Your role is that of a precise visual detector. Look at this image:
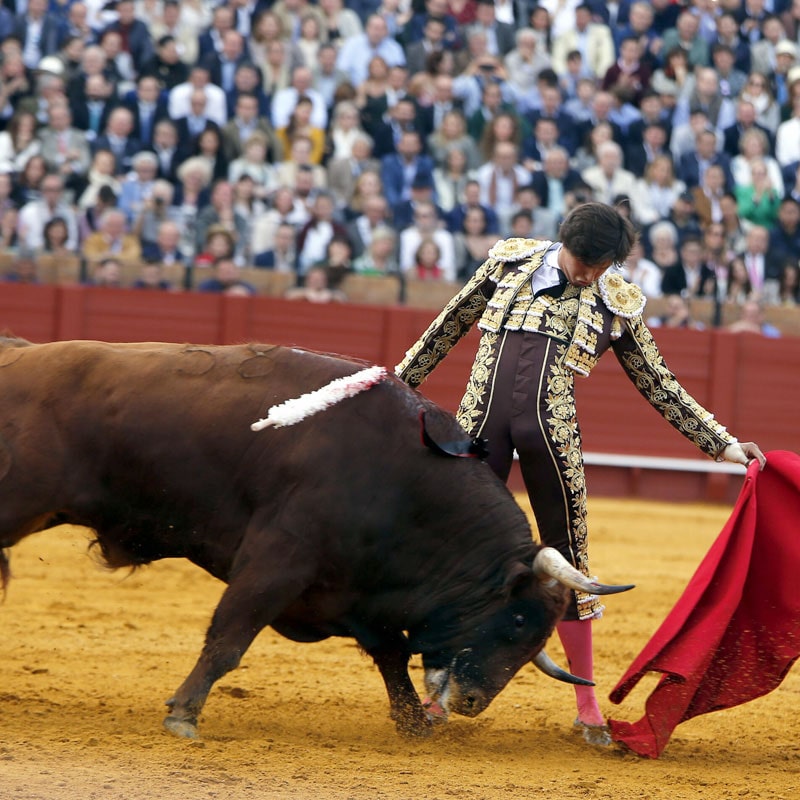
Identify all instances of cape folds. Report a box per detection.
[608,451,800,758]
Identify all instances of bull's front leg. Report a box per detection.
[366,634,431,738]
[164,531,315,739]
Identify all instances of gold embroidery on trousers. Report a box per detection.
[456,331,499,434]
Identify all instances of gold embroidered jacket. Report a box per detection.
[395,237,737,459]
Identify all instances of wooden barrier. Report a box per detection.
[2,283,798,502]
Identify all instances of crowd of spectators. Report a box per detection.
[2,0,800,325]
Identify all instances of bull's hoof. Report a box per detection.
[573,719,612,747]
[392,709,433,739]
[163,715,200,739]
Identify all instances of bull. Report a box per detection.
[0,337,630,739]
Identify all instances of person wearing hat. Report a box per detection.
[772,40,799,107]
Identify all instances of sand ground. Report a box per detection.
[2,497,798,800]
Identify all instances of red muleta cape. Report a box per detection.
[608,450,800,758]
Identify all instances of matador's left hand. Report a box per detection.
[723,442,767,470]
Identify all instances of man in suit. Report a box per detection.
[122,74,170,150]
[405,15,447,76]
[71,73,118,143]
[169,65,228,128]
[13,0,66,70]
[201,30,252,97]
[464,0,515,58]
[38,101,91,195]
[722,98,774,159]
[99,0,154,74]
[174,89,220,151]
[529,146,585,220]
[626,121,671,178]
[197,2,235,62]
[661,234,717,297]
[677,127,734,191]
[148,118,189,184]
[415,75,464,141]
[444,179,499,235]
[222,91,282,164]
[380,129,435,212]
[139,34,190,91]
[346,193,393,258]
[92,105,142,176]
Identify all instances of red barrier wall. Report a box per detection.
[3,284,797,502]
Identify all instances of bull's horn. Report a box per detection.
[532,650,594,686]
[532,547,635,595]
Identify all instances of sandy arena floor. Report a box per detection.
[2,496,798,800]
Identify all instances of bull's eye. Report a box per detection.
[513,614,525,629]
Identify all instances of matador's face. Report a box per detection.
[558,248,612,288]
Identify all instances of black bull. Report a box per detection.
[0,337,624,739]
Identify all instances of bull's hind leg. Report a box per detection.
[164,530,316,739]
[366,635,431,738]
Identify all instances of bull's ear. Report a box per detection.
[503,562,533,600]
[419,411,489,459]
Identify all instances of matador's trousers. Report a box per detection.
[456,329,603,620]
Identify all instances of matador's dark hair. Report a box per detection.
[558,201,638,267]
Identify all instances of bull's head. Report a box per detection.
[417,548,633,717]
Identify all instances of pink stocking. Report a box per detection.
[556,618,605,726]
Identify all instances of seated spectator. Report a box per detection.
[445,178,500,235]
[650,46,692,102]
[504,26,552,101]
[738,224,783,302]
[475,141,531,235]
[141,218,190,271]
[581,140,637,207]
[726,298,781,337]
[274,137,328,191]
[409,236,445,282]
[140,33,191,92]
[453,205,496,281]
[221,91,282,166]
[0,110,40,174]
[336,14,405,88]
[276,96,326,166]
[735,158,782,228]
[391,170,444,232]
[631,154,686,227]
[720,191,748,254]
[769,197,800,265]
[39,216,72,260]
[326,133,380,208]
[648,293,705,330]
[380,130,434,212]
[342,171,386,222]
[83,207,142,268]
[195,180,248,264]
[77,148,122,211]
[3,253,39,284]
[17,173,79,252]
[285,264,347,302]
[646,219,680,271]
[132,261,174,291]
[251,185,309,257]
[354,55,391,132]
[253,221,299,272]
[725,255,754,305]
[777,259,800,306]
[92,106,142,177]
[227,133,279,199]
[118,150,159,223]
[346,192,392,259]
[12,155,48,208]
[89,256,125,288]
[738,71,781,137]
[661,234,717,298]
[427,109,480,171]
[296,190,349,275]
[774,79,800,171]
[326,100,367,162]
[692,164,729,228]
[625,240,663,299]
[193,224,238,273]
[572,120,614,174]
[398,199,456,280]
[39,101,92,197]
[133,179,181,250]
[317,235,354,288]
[195,255,255,295]
[192,125,228,183]
[352,226,399,276]
[601,36,652,106]
[550,3,614,83]
[433,147,471,215]
[731,128,784,199]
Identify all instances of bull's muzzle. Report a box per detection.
[423,649,491,718]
